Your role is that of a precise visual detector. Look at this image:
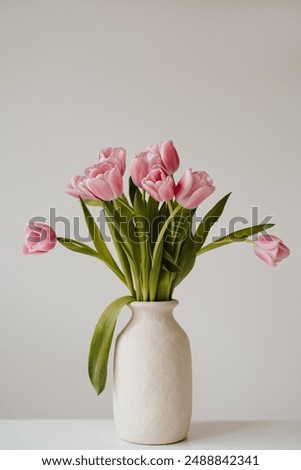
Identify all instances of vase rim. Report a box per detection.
[129,299,179,308]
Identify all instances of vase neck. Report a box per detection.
[128,300,178,319]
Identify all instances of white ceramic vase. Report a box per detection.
[113,300,192,445]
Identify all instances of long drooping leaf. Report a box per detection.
[197,223,274,255]
[79,198,125,283]
[57,237,101,258]
[194,192,231,248]
[88,296,134,395]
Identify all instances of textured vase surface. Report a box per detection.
[113,300,192,445]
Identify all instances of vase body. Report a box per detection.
[113,300,192,445]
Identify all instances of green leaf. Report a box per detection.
[57,237,100,258]
[133,191,150,300]
[171,232,197,290]
[152,204,182,262]
[88,296,134,395]
[80,198,125,283]
[133,189,145,216]
[84,199,102,207]
[146,197,159,222]
[149,204,182,300]
[133,191,148,245]
[102,201,141,298]
[162,249,182,272]
[198,223,275,255]
[148,207,165,255]
[149,240,164,300]
[194,193,231,247]
[156,270,172,300]
[169,207,192,246]
[115,197,134,217]
[129,177,139,206]
[105,219,136,298]
[101,201,136,264]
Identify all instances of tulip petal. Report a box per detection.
[176,169,194,201]
[256,235,281,251]
[142,180,160,201]
[186,185,215,209]
[275,243,290,262]
[254,245,275,266]
[160,140,180,174]
[22,223,57,255]
[107,166,123,198]
[158,178,175,201]
[86,177,113,200]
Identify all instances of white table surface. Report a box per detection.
[0,420,300,450]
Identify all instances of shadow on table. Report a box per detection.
[188,421,269,443]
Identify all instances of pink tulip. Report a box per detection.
[130,150,162,187]
[175,169,215,209]
[150,140,180,174]
[23,222,57,255]
[67,146,126,201]
[253,235,290,267]
[85,162,123,201]
[98,147,126,176]
[141,165,175,202]
[66,175,95,200]
[67,161,123,201]
[131,140,180,187]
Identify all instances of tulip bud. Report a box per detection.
[23,223,57,255]
[253,235,290,266]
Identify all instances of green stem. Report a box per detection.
[148,204,182,300]
[142,189,146,203]
[112,199,141,300]
[168,206,187,296]
[167,201,174,216]
[101,203,136,298]
[167,201,175,240]
[139,190,149,301]
[152,204,182,263]
[116,195,134,215]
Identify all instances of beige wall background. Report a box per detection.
[0,0,300,420]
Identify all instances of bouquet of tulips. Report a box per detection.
[23,140,290,394]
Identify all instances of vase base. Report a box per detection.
[117,433,188,446]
